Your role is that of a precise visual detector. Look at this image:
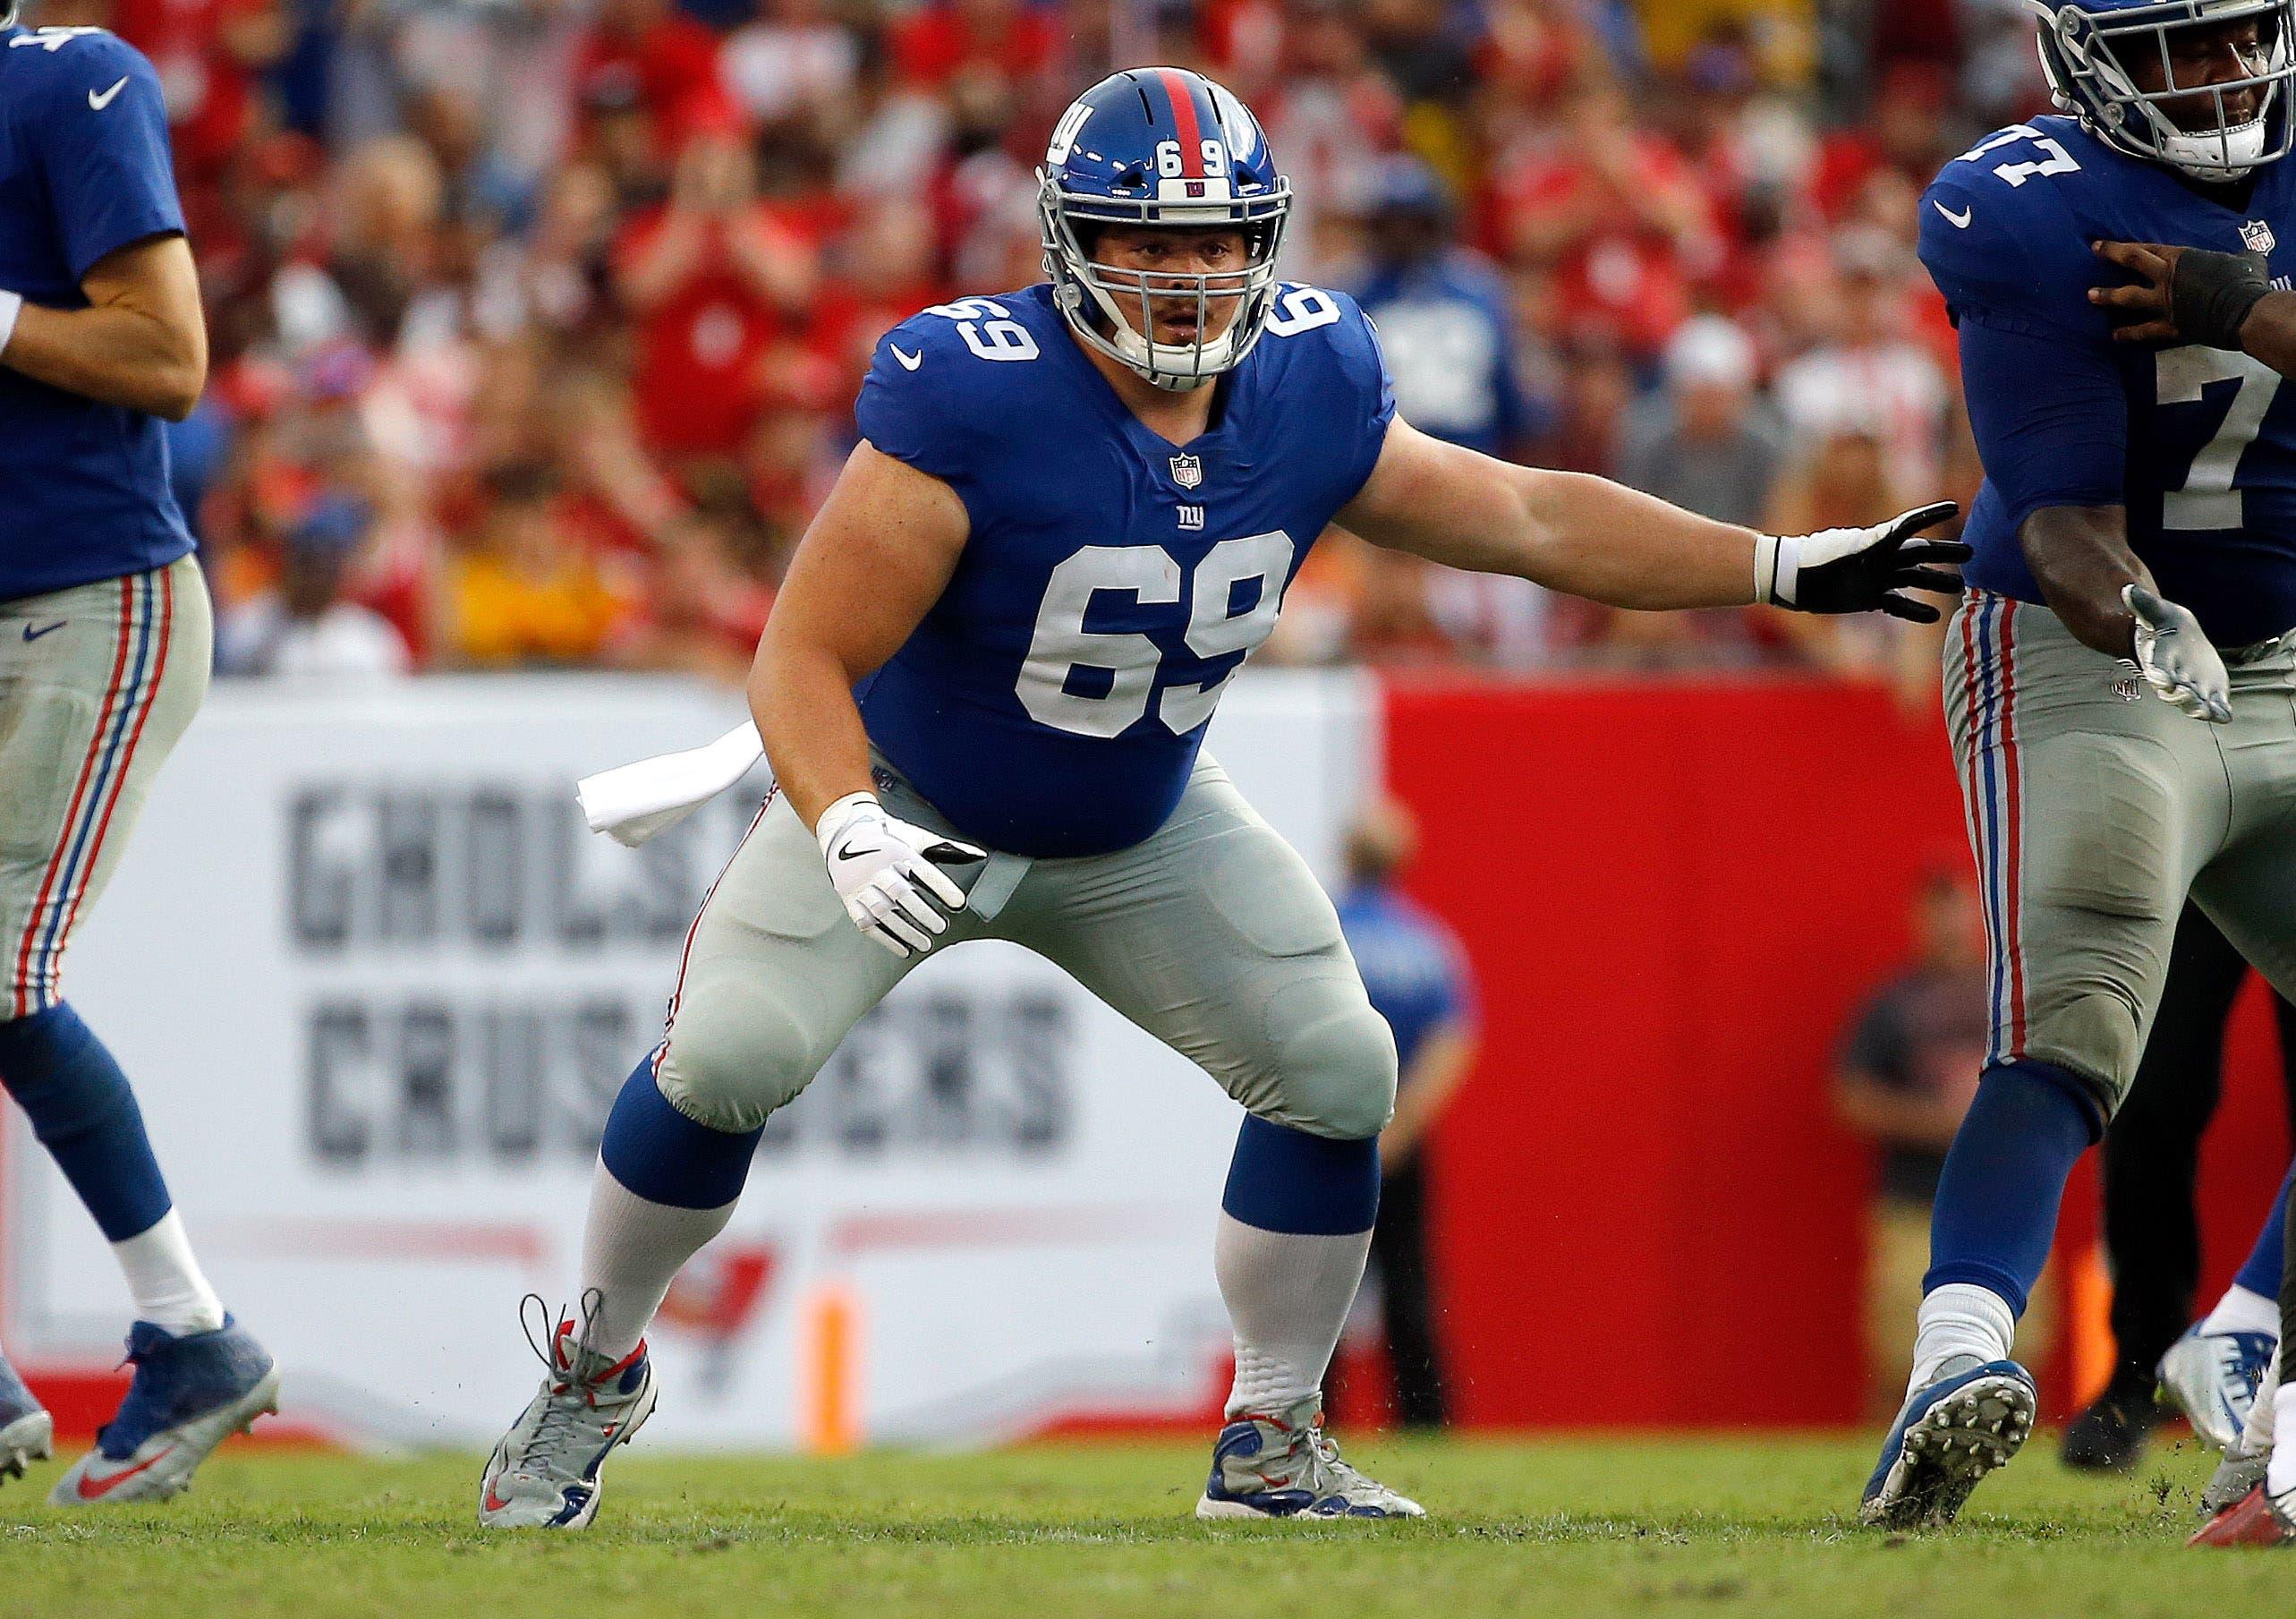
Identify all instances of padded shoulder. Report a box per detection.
[1920,122,2114,343]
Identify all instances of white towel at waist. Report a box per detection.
[576,721,766,847]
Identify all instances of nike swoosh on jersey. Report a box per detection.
[74,1444,177,1500]
[892,345,923,371]
[21,622,66,642]
[1933,200,1973,229]
[88,74,129,111]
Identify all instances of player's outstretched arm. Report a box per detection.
[1336,415,1966,618]
[0,234,205,421]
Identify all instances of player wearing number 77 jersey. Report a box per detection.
[474,64,1964,1530]
[1862,0,2296,1532]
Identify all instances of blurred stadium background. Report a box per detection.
[3,0,2291,1457]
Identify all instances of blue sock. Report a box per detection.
[1220,1114,1380,1234]
[2233,1159,2295,1299]
[0,1002,173,1241]
[599,1055,761,1210]
[1923,1059,2102,1317]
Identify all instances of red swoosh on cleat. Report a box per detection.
[484,1487,514,1512]
[75,1444,178,1501]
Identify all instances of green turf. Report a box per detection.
[0,1434,2279,1618]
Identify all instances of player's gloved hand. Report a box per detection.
[1756,501,1968,622]
[2091,241,2273,349]
[816,792,987,958]
[2124,583,2233,724]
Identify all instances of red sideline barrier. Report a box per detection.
[1382,672,2292,1429]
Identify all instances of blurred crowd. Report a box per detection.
[38,0,2047,685]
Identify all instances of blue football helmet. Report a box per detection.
[1038,67,1291,392]
[2033,0,2296,177]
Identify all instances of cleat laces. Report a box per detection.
[511,1289,611,1482]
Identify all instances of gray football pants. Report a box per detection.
[0,558,210,1021]
[654,753,1398,1141]
[1948,590,2296,1114]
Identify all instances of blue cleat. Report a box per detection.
[1860,1357,2037,1528]
[0,1351,54,1487]
[50,1317,278,1506]
[1195,1394,1424,1521]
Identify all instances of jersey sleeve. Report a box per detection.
[854,316,991,500]
[1316,288,1398,502]
[1918,158,2105,345]
[1919,145,2126,525]
[21,35,185,282]
[1957,314,2128,529]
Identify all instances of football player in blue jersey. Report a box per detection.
[475,65,1965,1530]
[0,10,278,1503]
[1864,0,2296,1532]
[2078,63,2296,1547]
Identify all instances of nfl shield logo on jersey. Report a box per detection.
[1169,454,1203,490]
[2242,218,2276,255]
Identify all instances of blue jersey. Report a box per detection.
[0,26,194,602]
[1335,882,1473,1077]
[1350,251,1531,457]
[855,282,1393,856]
[1920,116,2296,646]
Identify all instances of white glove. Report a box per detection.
[2125,583,2232,723]
[816,792,986,958]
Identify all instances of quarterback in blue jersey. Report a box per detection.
[0,11,276,1503]
[1865,0,2296,1535]
[475,65,1964,1530]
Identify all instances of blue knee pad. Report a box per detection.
[600,1053,762,1210]
[0,1002,172,1241]
[1220,1113,1380,1235]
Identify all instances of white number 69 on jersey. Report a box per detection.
[1017,533,1295,737]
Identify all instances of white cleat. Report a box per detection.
[477,1293,658,1530]
[0,1351,53,1488]
[2158,1326,2276,1453]
[1195,1395,1424,1521]
[0,1410,54,1487]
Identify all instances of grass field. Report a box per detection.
[2,1434,2282,1617]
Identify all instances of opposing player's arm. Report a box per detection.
[2090,240,2296,379]
[749,441,968,832]
[1336,414,1964,618]
[0,234,205,420]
